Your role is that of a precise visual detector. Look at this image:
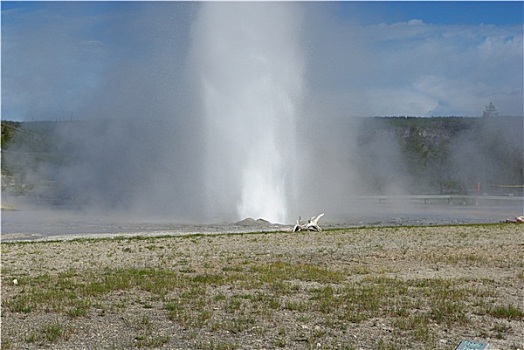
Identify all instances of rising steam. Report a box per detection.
[190,3,305,223]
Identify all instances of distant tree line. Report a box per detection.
[378,116,523,195]
[1,116,523,201]
[1,121,21,150]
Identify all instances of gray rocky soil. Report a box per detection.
[1,224,523,349]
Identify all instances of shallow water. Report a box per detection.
[1,198,522,241]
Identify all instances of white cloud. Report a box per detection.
[303,8,523,117]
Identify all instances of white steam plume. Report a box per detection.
[190,3,305,223]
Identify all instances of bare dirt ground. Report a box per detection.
[1,224,523,350]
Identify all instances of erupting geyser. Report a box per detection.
[191,3,305,223]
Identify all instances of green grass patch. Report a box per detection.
[488,304,524,320]
[250,261,346,284]
[24,322,72,345]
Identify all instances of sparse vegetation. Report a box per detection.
[488,304,524,320]
[23,322,72,345]
[2,224,523,349]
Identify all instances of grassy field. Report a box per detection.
[1,224,523,349]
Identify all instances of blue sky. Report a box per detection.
[2,1,523,120]
[4,1,522,26]
[333,1,524,26]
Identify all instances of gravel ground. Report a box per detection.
[1,224,523,349]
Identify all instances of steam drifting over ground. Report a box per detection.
[2,2,523,225]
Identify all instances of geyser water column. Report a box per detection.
[191,3,305,223]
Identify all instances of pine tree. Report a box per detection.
[482,102,498,118]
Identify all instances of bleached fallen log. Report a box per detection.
[307,213,324,232]
[504,216,524,224]
[293,213,325,232]
[293,216,306,232]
